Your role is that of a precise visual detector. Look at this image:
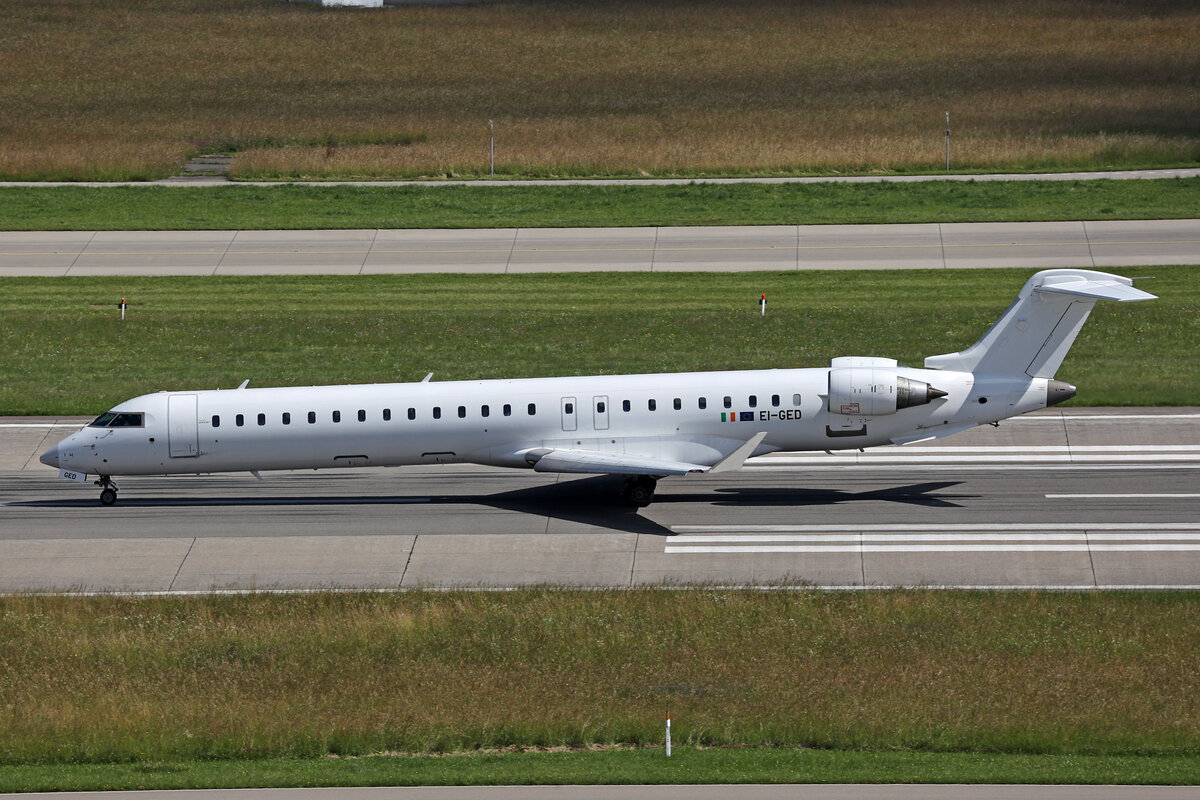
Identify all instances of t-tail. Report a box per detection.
[924,269,1155,402]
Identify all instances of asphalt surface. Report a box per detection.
[8,786,1200,800]
[4,408,1198,593]
[1,218,1197,276]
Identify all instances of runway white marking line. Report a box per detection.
[666,523,1200,554]
[1046,493,1200,499]
[672,523,1200,532]
[0,423,86,428]
[667,544,1200,553]
[670,533,1200,543]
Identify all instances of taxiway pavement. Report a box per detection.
[3,408,1198,593]
[0,219,1197,276]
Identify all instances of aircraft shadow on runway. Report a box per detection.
[11,478,972,537]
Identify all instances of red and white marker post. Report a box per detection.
[665,709,672,757]
[119,297,127,321]
[760,293,766,316]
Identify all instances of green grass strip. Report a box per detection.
[2,267,1194,415]
[0,178,1197,230]
[2,750,1199,792]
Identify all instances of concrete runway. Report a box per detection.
[1,219,1197,276]
[3,408,1198,593]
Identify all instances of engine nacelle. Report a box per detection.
[827,357,947,416]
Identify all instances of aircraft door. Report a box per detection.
[167,394,199,457]
[560,397,577,432]
[593,395,609,431]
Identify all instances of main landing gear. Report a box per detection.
[622,476,657,508]
[96,476,119,506]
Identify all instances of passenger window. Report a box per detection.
[622,400,631,412]
[481,405,490,418]
[792,393,802,406]
[236,414,244,427]
[528,403,536,415]
[257,413,266,426]
[358,409,366,422]
[673,398,681,410]
[648,399,657,411]
[723,396,732,409]
[458,406,466,418]
[698,397,707,410]
[212,415,220,428]
[308,411,316,424]
[597,401,606,413]
[332,410,341,423]
[407,408,416,420]
[565,402,574,414]
[433,407,442,420]
[282,412,291,425]
[503,404,512,417]
[749,395,757,408]
[383,408,391,421]
[772,394,780,407]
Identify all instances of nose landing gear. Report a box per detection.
[95,476,119,506]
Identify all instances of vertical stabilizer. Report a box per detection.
[924,269,1155,378]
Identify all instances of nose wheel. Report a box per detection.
[95,476,119,506]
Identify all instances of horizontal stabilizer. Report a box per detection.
[530,449,706,476]
[1035,274,1157,303]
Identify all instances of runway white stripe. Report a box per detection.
[1046,493,1200,499]
[670,532,1200,543]
[666,523,1200,554]
[671,522,1200,532]
[666,544,1200,553]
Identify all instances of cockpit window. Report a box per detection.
[89,412,144,428]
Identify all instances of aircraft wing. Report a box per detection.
[530,449,706,476]
[527,432,769,477]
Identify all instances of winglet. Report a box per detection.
[709,432,768,474]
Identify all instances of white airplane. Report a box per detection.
[40,268,1154,507]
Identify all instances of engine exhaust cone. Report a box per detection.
[1047,380,1077,406]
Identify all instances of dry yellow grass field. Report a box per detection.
[3,590,1199,761]
[1,0,1197,179]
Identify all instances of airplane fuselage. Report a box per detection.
[47,365,1048,478]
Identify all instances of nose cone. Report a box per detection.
[39,445,59,469]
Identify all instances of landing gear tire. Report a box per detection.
[96,476,118,506]
[623,476,657,508]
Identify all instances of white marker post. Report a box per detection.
[489,119,495,177]
[665,710,671,757]
[945,111,950,171]
[760,293,766,316]
[119,297,126,321]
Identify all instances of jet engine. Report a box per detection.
[827,357,947,416]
